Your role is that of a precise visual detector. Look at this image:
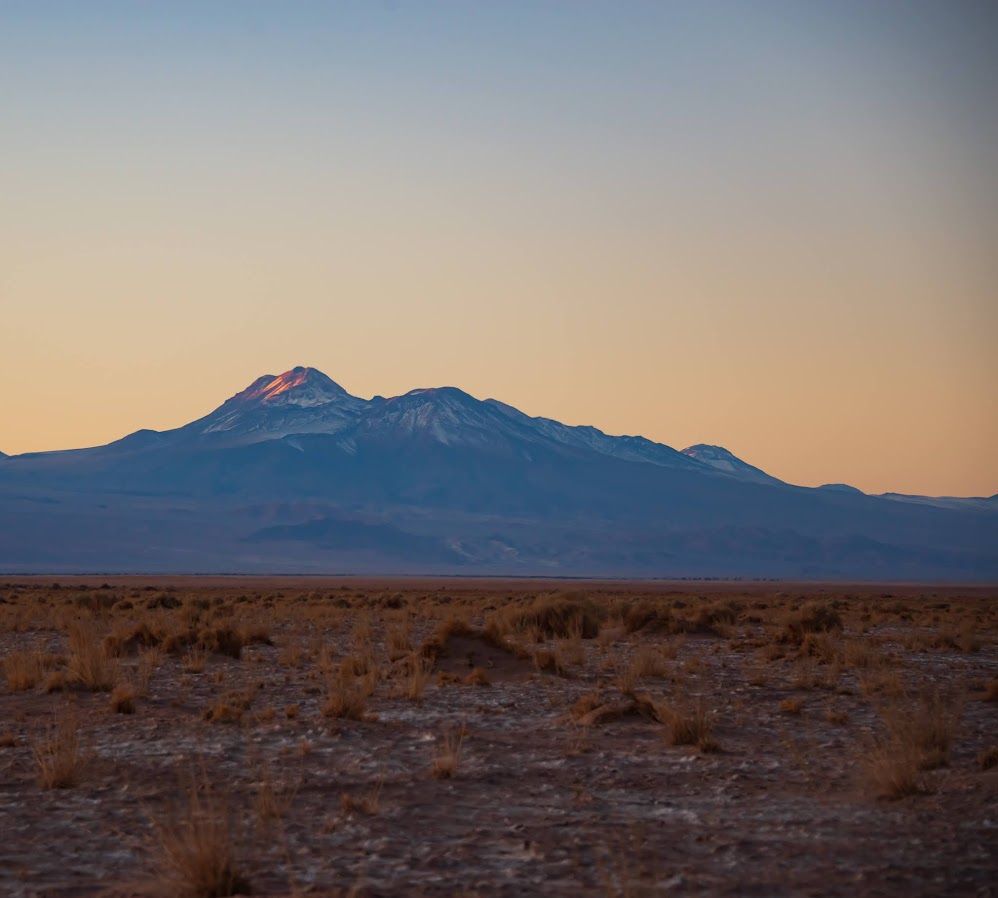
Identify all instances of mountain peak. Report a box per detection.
[681,444,780,485]
[233,366,347,409]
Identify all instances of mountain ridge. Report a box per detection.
[1,365,995,578]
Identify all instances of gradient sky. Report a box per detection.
[2,2,996,496]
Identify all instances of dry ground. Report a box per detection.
[0,577,996,897]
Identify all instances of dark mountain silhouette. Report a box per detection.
[1,366,995,578]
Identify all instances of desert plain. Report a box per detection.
[0,577,995,897]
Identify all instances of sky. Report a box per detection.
[1,2,996,497]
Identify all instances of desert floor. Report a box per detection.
[0,577,995,897]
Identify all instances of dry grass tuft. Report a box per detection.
[111,682,137,714]
[627,644,670,680]
[183,645,209,673]
[151,775,252,898]
[254,763,296,822]
[431,727,465,779]
[499,592,603,640]
[826,706,849,725]
[340,781,382,816]
[67,619,119,691]
[464,667,491,686]
[4,650,44,691]
[865,741,928,800]
[33,712,88,789]
[662,696,718,752]
[533,647,569,676]
[780,603,843,644]
[865,688,962,798]
[202,703,244,725]
[779,697,803,715]
[322,671,369,720]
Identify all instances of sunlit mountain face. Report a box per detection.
[0,366,995,578]
[234,367,350,407]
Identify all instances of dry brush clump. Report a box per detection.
[322,669,371,720]
[111,682,138,714]
[150,774,252,898]
[67,618,119,691]
[865,688,963,799]
[340,780,383,816]
[778,603,843,645]
[32,711,89,789]
[431,727,465,779]
[661,695,719,752]
[492,591,603,641]
[4,649,46,691]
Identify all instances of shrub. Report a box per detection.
[151,775,252,898]
[111,683,137,714]
[780,603,843,644]
[322,672,369,720]
[662,696,718,752]
[4,650,44,691]
[502,592,603,640]
[67,619,119,691]
[33,713,88,789]
[431,727,465,779]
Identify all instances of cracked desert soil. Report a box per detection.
[0,578,995,897]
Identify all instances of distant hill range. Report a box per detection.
[1,366,995,578]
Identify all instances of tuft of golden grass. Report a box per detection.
[111,682,137,714]
[385,614,413,662]
[340,780,382,816]
[322,671,369,720]
[4,650,44,691]
[662,696,718,752]
[431,727,465,779]
[151,775,252,898]
[254,762,296,823]
[494,591,603,640]
[202,703,243,724]
[44,670,68,693]
[627,644,670,680]
[182,645,209,674]
[865,741,928,800]
[533,647,568,676]
[464,666,491,686]
[33,712,88,789]
[779,603,843,646]
[779,697,803,715]
[865,688,962,798]
[826,706,849,725]
[67,618,119,692]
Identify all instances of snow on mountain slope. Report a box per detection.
[680,444,783,485]
[179,366,369,443]
[162,367,716,471]
[485,399,703,470]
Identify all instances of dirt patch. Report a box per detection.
[431,633,535,683]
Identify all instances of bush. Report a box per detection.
[503,592,603,639]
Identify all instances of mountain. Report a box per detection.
[818,483,865,495]
[1,366,995,579]
[680,444,783,485]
